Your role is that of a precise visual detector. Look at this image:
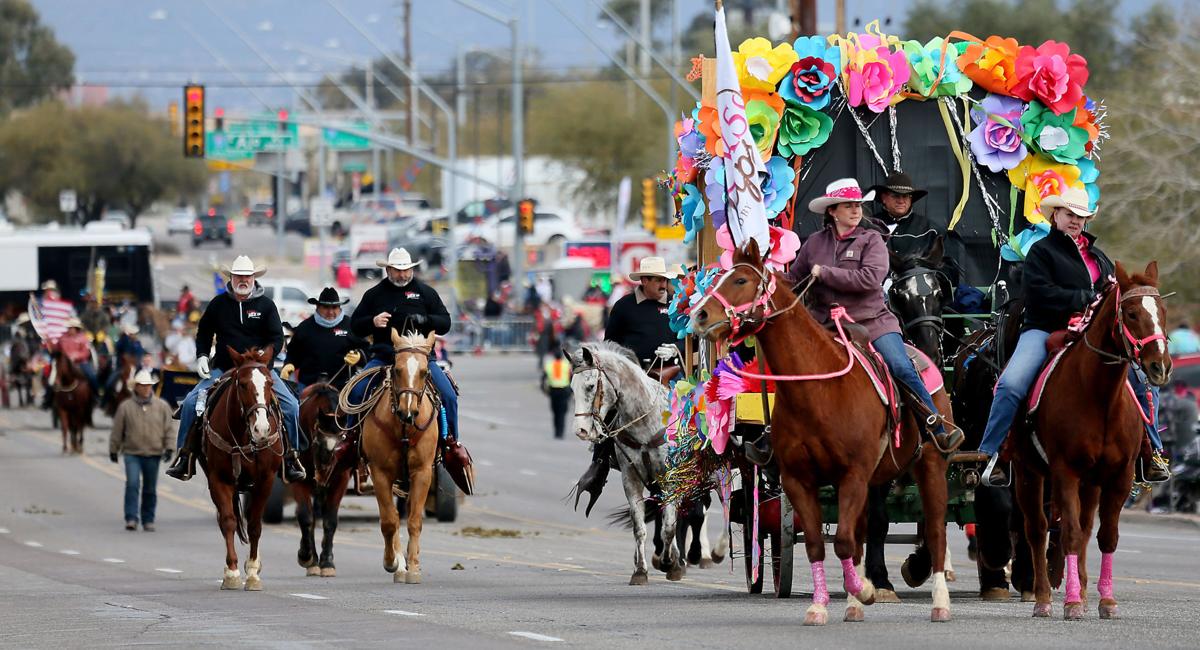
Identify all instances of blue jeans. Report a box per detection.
[78,361,99,396]
[979,329,1050,455]
[176,369,301,451]
[873,332,942,429]
[1128,368,1162,450]
[348,357,458,439]
[124,454,161,524]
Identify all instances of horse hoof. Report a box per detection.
[306,565,321,577]
[1021,591,1037,603]
[874,588,901,604]
[803,606,828,626]
[1099,600,1119,619]
[650,554,662,572]
[844,606,864,622]
[220,574,243,590]
[405,571,422,584]
[698,558,715,569]
[1064,602,1085,621]
[320,567,336,578]
[900,557,930,588]
[244,576,262,591]
[393,571,407,583]
[629,570,649,586]
[666,565,685,582]
[945,570,956,583]
[384,560,399,574]
[931,607,951,623]
[1032,602,1051,618]
[980,587,1011,602]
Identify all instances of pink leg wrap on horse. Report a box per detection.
[841,558,864,596]
[1098,552,1115,600]
[1064,554,1082,603]
[811,562,830,606]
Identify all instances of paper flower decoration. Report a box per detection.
[968,93,1027,172]
[779,36,842,109]
[680,183,706,244]
[1007,154,1082,223]
[1000,222,1051,262]
[904,37,973,98]
[1075,157,1100,210]
[956,36,1021,96]
[762,156,795,217]
[676,115,705,161]
[1073,96,1100,151]
[704,158,726,230]
[776,103,834,158]
[703,378,732,454]
[1021,101,1088,164]
[744,89,785,160]
[696,105,725,158]
[717,224,800,271]
[734,37,798,92]
[842,39,911,112]
[1011,40,1089,115]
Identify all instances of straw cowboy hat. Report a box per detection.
[808,178,876,214]
[376,247,421,271]
[65,317,84,329]
[307,286,350,306]
[628,257,678,281]
[40,279,59,291]
[868,171,928,203]
[223,255,267,277]
[1039,186,1094,220]
[133,369,157,385]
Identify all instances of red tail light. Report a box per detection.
[226,220,235,234]
[266,208,274,218]
[193,221,203,235]
[208,207,216,217]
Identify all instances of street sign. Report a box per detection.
[59,190,76,213]
[205,118,299,161]
[310,198,335,227]
[322,122,371,150]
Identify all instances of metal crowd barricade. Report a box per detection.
[449,317,538,352]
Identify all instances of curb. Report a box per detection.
[1121,508,1200,529]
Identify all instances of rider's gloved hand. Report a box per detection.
[408,313,428,328]
[654,343,680,361]
[280,363,295,380]
[110,452,119,464]
[162,450,174,462]
[343,350,362,366]
[196,355,210,379]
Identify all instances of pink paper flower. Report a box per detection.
[1011,41,1089,115]
[717,224,800,271]
[844,45,911,113]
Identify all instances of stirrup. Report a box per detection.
[166,451,196,481]
[744,427,774,466]
[926,415,965,454]
[980,454,1011,488]
[1136,455,1170,484]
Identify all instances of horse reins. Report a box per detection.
[1080,283,1167,367]
[572,363,659,442]
[205,362,283,470]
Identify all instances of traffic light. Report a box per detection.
[213,107,224,131]
[518,199,535,235]
[183,84,205,158]
[642,178,657,232]
[278,109,289,132]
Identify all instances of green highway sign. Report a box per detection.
[323,122,371,150]
[206,117,299,160]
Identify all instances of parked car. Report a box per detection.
[454,208,582,250]
[284,209,311,237]
[193,210,233,248]
[259,278,317,327]
[246,202,275,227]
[167,206,197,235]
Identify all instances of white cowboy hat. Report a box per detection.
[808,178,876,214]
[15,313,30,325]
[224,255,267,277]
[1039,186,1095,220]
[133,369,157,385]
[375,247,422,270]
[40,279,59,291]
[65,317,84,329]
[628,257,678,281]
[122,322,140,336]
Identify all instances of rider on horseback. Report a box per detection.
[978,188,1170,486]
[55,318,100,405]
[166,256,307,483]
[785,179,963,453]
[280,287,366,392]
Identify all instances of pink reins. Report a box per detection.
[726,306,858,383]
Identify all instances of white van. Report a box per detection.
[258,279,316,327]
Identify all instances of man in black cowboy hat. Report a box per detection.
[865,172,939,260]
[281,287,367,391]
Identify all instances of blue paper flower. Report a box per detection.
[762,156,796,217]
[1075,157,1100,210]
[681,183,706,244]
[779,36,841,110]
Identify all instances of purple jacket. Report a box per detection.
[785,225,901,341]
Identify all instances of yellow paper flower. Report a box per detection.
[734,37,798,92]
[1007,154,1082,224]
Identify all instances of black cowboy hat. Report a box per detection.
[308,287,350,306]
[868,172,928,203]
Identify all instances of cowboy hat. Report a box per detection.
[65,317,83,329]
[40,279,59,291]
[375,247,422,270]
[121,322,140,336]
[868,171,928,203]
[223,255,267,277]
[628,257,678,281]
[133,369,157,385]
[1039,186,1095,220]
[307,286,349,306]
[808,178,876,214]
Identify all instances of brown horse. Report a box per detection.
[1013,261,1171,620]
[363,330,441,584]
[104,355,136,417]
[293,380,354,577]
[692,242,954,625]
[200,345,284,591]
[52,354,92,454]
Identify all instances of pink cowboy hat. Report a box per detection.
[807,178,876,214]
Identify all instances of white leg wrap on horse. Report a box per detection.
[932,572,950,611]
[224,568,241,580]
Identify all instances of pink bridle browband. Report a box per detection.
[1115,284,1167,364]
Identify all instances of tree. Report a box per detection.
[0,0,75,114]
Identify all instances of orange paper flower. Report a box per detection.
[956,36,1021,96]
[696,105,726,158]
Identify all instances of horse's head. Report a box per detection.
[300,380,342,472]
[568,344,615,443]
[888,236,950,368]
[1114,261,1171,386]
[691,239,772,342]
[389,329,434,425]
[227,345,278,446]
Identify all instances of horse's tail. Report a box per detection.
[232,490,248,544]
[606,501,661,530]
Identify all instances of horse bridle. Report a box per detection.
[889,266,949,335]
[572,363,654,441]
[389,345,437,431]
[205,361,283,468]
[702,262,811,343]
[1081,283,1168,367]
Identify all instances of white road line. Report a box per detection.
[23,541,43,548]
[0,527,10,534]
[155,568,183,574]
[102,558,125,564]
[508,632,563,643]
[60,550,81,555]
[1116,549,1143,554]
[477,460,495,467]
[290,593,328,600]
[519,469,538,476]
[383,610,424,617]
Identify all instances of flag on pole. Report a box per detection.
[714,4,771,255]
[27,292,75,344]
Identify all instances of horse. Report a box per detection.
[293,380,354,577]
[361,330,442,584]
[1013,261,1171,620]
[692,241,955,624]
[568,341,686,584]
[200,345,284,591]
[8,335,35,407]
[51,353,92,454]
[103,355,136,417]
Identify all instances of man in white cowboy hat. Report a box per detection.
[166,255,307,482]
[110,369,173,531]
[281,286,367,391]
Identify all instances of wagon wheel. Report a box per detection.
[767,490,794,598]
[741,481,764,594]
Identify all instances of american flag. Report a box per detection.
[27,292,76,344]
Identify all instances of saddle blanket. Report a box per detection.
[1027,349,1149,424]
[845,342,945,407]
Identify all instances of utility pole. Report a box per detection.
[638,0,651,76]
[836,0,845,35]
[510,13,525,291]
[791,0,816,38]
[367,59,381,193]
[403,0,415,145]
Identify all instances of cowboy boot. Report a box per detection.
[1137,434,1171,483]
[283,450,307,483]
[166,420,202,481]
[574,438,613,517]
[899,384,964,453]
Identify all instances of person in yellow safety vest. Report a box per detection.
[543,348,573,440]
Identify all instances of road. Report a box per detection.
[3,354,1199,648]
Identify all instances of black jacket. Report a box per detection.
[604,289,678,364]
[865,210,945,261]
[1021,228,1114,333]
[195,283,285,372]
[351,279,450,357]
[286,316,367,387]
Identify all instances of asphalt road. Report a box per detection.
[3,354,1199,649]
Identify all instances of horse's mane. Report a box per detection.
[395,331,431,353]
[586,340,641,368]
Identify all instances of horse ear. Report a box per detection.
[888,249,905,272]
[1114,260,1130,289]
[741,237,764,264]
[580,345,595,367]
[922,235,944,268]
[1144,260,1159,285]
[227,346,241,364]
[390,328,402,348]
